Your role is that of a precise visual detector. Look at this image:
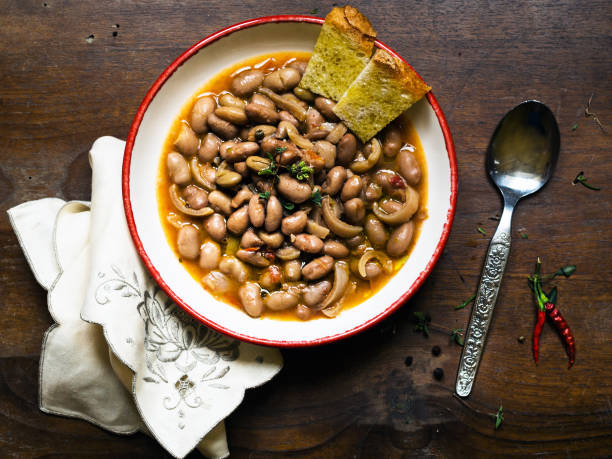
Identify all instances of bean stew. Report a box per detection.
[157,51,428,320]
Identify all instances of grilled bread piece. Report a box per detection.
[334,48,431,142]
[299,6,376,101]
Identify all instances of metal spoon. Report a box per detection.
[455,100,560,397]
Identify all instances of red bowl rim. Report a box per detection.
[122,15,458,348]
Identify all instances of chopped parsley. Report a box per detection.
[290,160,313,181]
[258,191,270,200]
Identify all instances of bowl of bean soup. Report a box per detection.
[123,15,457,346]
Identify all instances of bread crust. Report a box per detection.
[371,49,431,99]
[326,6,376,56]
[333,47,432,142]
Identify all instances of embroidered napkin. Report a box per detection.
[8,136,283,458]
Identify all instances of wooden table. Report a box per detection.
[1,1,610,456]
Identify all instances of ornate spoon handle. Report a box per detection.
[455,201,514,397]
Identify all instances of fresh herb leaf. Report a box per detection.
[555,265,576,278]
[477,227,487,236]
[450,328,465,346]
[274,146,287,154]
[413,311,431,337]
[543,265,577,280]
[455,293,476,310]
[571,123,578,131]
[560,265,576,277]
[258,152,278,177]
[258,168,276,177]
[279,197,295,211]
[311,189,322,206]
[573,171,601,191]
[289,160,314,181]
[259,191,270,200]
[494,403,504,430]
[520,233,528,239]
[311,8,318,14]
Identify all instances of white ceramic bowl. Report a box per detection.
[123,16,457,347]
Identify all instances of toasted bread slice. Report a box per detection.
[299,6,376,101]
[334,48,432,142]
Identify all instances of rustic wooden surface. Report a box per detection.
[1,0,611,457]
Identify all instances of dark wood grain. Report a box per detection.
[1,0,611,456]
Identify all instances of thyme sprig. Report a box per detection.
[455,294,476,310]
[573,171,600,191]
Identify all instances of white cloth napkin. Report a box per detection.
[8,136,283,458]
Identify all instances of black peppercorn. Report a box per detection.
[404,356,413,367]
[432,345,441,356]
[433,367,444,380]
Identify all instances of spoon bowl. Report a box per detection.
[456,100,560,397]
[488,100,560,200]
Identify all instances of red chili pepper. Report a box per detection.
[532,309,546,363]
[531,258,547,363]
[530,259,576,369]
[544,302,575,368]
